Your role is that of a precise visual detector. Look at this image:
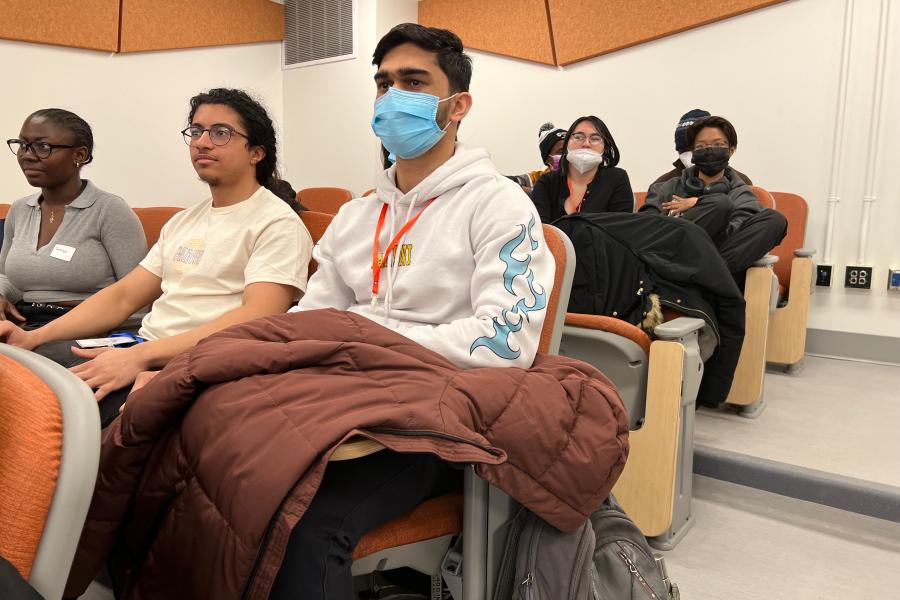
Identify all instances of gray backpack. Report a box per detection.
[590,494,679,600]
[493,495,678,600]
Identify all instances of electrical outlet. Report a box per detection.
[816,264,833,287]
[888,268,900,291]
[844,266,873,289]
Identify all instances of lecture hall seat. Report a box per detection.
[328,219,577,599]
[765,192,815,372]
[634,188,780,417]
[722,186,780,416]
[296,187,353,215]
[561,312,705,549]
[0,345,100,600]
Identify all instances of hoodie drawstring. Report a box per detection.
[385,193,418,320]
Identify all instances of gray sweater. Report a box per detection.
[0,180,147,304]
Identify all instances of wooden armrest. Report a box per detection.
[330,437,385,461]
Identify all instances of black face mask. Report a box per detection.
[691,147,730,176]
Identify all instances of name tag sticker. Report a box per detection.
[50,244,76,262]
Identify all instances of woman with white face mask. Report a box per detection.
[530,115,634,223]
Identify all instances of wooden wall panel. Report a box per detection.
[548,0,787,65]
[419,0,555,66]
[119,0,284,53]
[0,0,119,52]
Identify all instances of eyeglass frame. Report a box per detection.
[692,141,731,151]
[569,132,605,146]
[180,124,250,147]
[7,138,76,159]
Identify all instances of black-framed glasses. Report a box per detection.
[180,125,249,147]
[7,139,75,159]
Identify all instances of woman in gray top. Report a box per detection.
[1,109,147,327]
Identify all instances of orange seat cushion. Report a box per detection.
[297,187,353,215]
[769,192,809,292]
[0,354,63,580]
[352,492,463,560]
[633,192,647,211]
[539,225,571,355]
[750,186,775,210]
[299,211,336,277]
[0,203,10,219]
[565,313,652,356]
[133,206,183,248]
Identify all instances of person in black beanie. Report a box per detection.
[506,122,566,191]
[652,108,753,185]
[641,115,785,281]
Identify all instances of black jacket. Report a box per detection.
[531,167,633,223]
[642,167,761,238]
[555,212,745,407]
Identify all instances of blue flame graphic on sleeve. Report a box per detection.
[470,216,547,360]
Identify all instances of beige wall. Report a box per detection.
[0,40,283,208]
[281,0,418,197]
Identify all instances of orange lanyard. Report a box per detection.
[566,177,584,213]
[371,200,434,299]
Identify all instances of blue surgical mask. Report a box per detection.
[371,87,457,160]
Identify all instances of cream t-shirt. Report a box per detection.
[138,186,312,341]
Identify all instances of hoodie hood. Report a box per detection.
[376,144,499,208]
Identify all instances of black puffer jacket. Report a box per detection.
[555,212,745,407]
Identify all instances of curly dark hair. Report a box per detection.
[28,108,94,165]
[188,88,295,204]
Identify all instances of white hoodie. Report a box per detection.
[292,145,555,369]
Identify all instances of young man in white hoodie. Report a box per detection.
[270,24,555,599]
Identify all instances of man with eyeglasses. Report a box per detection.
[0,88,311,426]
[641,115,786,278]
[651,109,753,186]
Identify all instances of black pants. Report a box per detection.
[33,336,137,428]
[682,202,788,274]
[269,450,460,600]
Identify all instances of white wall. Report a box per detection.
[0,39,284,208]
[281,0,418,197]
[281,0,900,339]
